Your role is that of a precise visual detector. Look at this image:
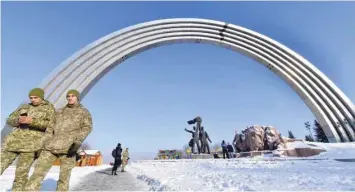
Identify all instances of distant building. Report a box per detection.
[52,150,103,166]
[157,149,182,160]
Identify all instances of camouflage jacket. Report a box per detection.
[2,100,56,152]
[45,103,92,154]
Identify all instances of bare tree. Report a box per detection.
[81,142,91,150]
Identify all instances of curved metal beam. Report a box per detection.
[3,18,354,143]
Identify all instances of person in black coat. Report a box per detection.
[227,142,234,158]
[221,140,229,159]
[111,143,122,175]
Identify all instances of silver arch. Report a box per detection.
[3,18,355,142]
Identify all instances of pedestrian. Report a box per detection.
[23,89,93,191]
[0,88,55,191]
[221,140,229,159]
[121,148,130,172]
[111,143,122,175]
[227,142,234,158]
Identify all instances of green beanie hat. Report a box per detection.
[29,88,44,100]
[67,89,80,100]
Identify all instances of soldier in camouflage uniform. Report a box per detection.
[0,88,56,191]
[23,89,93,191]
[121,148,130,172]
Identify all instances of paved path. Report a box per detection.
[71,168,147,191]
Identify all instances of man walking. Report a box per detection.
[0,88,55,191]
[111,143,122,175]
[23,89,93,191]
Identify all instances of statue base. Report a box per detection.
[191,153,214,159]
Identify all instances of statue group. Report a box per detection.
[184,116,212,154]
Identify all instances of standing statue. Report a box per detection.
[184,126,200,154]
[199,126,212,154]
[186,116,203,154]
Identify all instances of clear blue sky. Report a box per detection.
[2,2,355,161]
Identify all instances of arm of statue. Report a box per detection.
[206,132,212,143]
[30,104,56,131]
[185,129,193,134]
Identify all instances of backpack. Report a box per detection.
[112,149,117,158]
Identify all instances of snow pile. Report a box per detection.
[305,141,355,159]
[0,164,111,191]
[129,159,355,191]
[285,140,324,149]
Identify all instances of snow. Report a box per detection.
[305,141,355,159]
[0,164,111,191]
[83,150,100,155]
[128,142,355,191]
[129,158,355,191]
[285,140,324,149]
[1,142,354,191]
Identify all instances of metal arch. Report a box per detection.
[2,18,355,143]
[55,33,347,143]
[41,19,354,142]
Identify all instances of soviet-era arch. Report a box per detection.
[3,18,355,142]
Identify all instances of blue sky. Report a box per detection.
[2,2,355,161]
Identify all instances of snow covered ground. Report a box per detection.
[0,164,111,191]
[129,158,355,191]
[128,142,355,191]
[1,142,354,191]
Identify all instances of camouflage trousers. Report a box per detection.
[23,150,76,191]
[0,150,36,191]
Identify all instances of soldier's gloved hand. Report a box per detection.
[67,143,81,157]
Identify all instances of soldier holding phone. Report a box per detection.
[0,88,56,191]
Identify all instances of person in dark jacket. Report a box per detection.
[227,142,234,158]
[221,140,229,159]
[111,143,122,175]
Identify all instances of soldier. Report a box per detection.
[121,148,130,172]
[23,89,92,191]
[0,88,55,191]
[199,126,212,154]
